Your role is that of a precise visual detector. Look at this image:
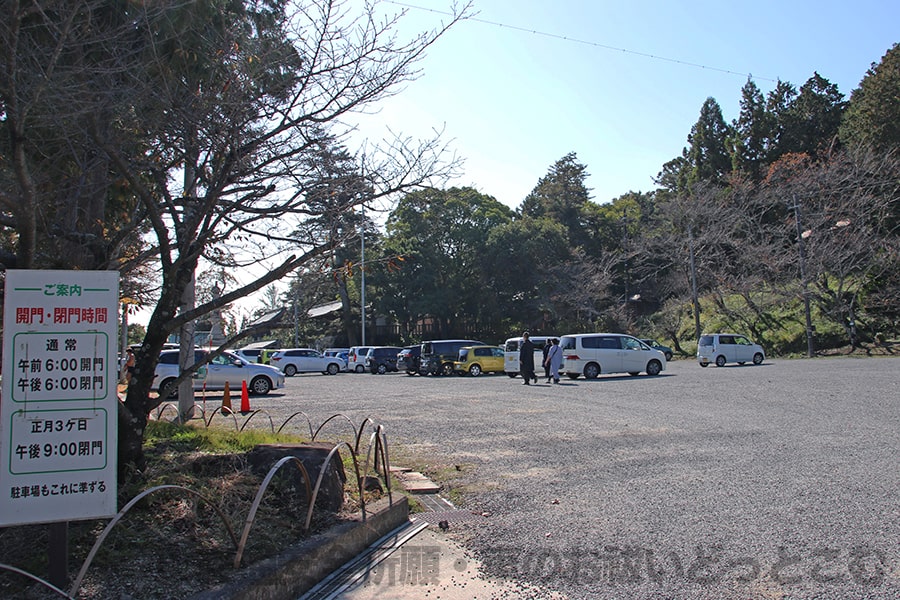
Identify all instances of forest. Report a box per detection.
[286,48,900,358]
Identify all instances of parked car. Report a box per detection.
[560,333,666,379]
[697,333,765,367]
[454,345,506,376]
[397,345,421,374]
[234,347,279,364]
[503,335,556,378]
[640,339,674,361]
[347,346,373,373]
[419,339,484,376]
[154,349,284,398]
[269,348,343,376]
[365,346,404,374]
[323,348,350,371]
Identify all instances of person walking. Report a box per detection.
[519,332,535,385]
[546,338,563,384]
[542,340,552,383]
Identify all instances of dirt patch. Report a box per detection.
[0,439,383,599]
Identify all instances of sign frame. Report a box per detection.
[1,270,119,526]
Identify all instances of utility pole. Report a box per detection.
[793,194,815,358]
[360,206,366,346]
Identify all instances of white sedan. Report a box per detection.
[154,349,285,398]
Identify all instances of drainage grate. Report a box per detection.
[297,521,428,600]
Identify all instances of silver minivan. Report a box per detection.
[560,333,665,379]
[697,333,765,367]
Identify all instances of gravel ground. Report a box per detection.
[236,356,900,599]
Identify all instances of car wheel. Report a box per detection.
[441,362,454,376]
[355,365,365,373]
[377,364,387,375]
[284,364,297,377]
[158,378,178,399]
[583,363,600,379]
[665,351,673,361]
[406,370,418,376]
[327,363,340,375]
[753,352,764,365]
[646,360,662,376]
[507,372,518,378]
[567,373,580,380]
[715,355,727,367]
[470,364,482,377]
[699,362,709,368]
[250,376,271,395]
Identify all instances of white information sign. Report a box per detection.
[1,270,118,526]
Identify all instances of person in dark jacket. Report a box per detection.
[542,340,552,383]
[520,332,535,385]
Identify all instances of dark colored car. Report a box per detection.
[419,339,484,376]
[365,346,403,374]
[397,345,421,375]
[640,338,674,361]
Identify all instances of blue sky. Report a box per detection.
[350,0,900,209]
[138,1,900,326]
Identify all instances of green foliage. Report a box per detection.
[840,43,900,153]
[687,98,733,187]
[143,420,306,454]
[375,187,514,339]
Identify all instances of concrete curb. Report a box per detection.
[191,496,409,600]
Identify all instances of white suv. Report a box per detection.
[697,334,765,367]
[270,348,343,376]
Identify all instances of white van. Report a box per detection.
[559,333,665,379]
[503,335,555,378]
[347,346,373,373]
[697,333,765,367]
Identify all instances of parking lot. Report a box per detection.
[199,356,900,599]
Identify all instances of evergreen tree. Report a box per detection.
[686,98,732,187]
[786,72,846,158]
[839,43,900,153]
[520,153,595,251]
[763,80,798,164]
[730,78,770,181]
[378,187,514,338]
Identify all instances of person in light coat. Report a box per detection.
[545,338,563,384]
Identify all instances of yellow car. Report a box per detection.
[453,345,506,376]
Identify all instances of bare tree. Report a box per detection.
[765,147,900,348]
[2,0,469,469]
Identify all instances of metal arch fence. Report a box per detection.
[0,412,395,599]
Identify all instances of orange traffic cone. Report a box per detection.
[222,381,232,412]
[240,380,250,413]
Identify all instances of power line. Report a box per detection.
[384,1,778,83]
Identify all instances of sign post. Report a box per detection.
[0,270,119,529]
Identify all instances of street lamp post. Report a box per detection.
[793,194,815,358]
